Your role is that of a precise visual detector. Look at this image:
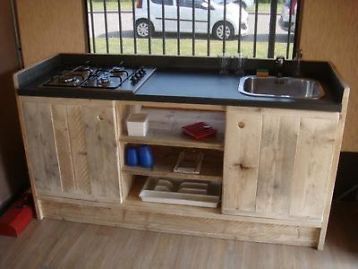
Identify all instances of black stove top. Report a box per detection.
[43,63,156,92]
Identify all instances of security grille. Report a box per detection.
[86,0,299,58]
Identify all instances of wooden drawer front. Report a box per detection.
[21,98,121,201]
[223,107,339,221]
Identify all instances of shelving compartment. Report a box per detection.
[117,102,225,210]
[122,146,223,182]
[118,104,226,150]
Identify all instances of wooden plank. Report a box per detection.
[81,104,121,200]
[39,197,319,247]
[120,131,224,151]
[119,101,226,112]
[17,97,44,218]
[51,104,76,193]
[222,107,262,213]
[22,101,61,193]
[66,105,92,195]
[290,117,338,219]
[20,96,114,106]
[256,114,300,216]
[317,88,350,250]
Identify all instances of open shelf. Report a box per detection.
[120,129,224,151]
[122,146,223,182]
[119,105,225,151]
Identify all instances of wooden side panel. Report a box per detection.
[222,107,262,213]
[22,101,61,192]
[52,104,76,193]
[256,114,299,216]
[81,104,120,199]
[290,117,338,219]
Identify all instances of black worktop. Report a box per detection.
[15,54,346,112]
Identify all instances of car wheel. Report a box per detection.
[136,19,153,38]
[213,22,234,40]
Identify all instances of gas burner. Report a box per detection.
[61,75,82,86]
[110,66,129,78]
[97,76,112,87]
[111,66,125,73]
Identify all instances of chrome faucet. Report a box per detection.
[235,53,247,76]
[275,56,285,78]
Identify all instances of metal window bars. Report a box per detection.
[86,0,300,58]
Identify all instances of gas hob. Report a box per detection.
[43,63,156,92]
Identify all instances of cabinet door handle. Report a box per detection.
[97,115,104,121]
[238,121,245,128]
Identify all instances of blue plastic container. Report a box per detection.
[126,146,139,167]
[138,145,154,168]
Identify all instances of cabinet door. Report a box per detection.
[222,107,339,220]
[21,98,121,202]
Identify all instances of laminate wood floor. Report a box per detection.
[0,202,357,269]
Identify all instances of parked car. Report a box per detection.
[232,0,254,9]
[279,0,297,32]
[135,0,249,40]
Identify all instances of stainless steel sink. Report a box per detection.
[238,76,325,99]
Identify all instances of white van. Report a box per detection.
[135,0,249,40]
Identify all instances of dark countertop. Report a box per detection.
[15,54,346,112]
[135,70,340,111]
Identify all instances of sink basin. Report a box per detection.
[238,76,325,99]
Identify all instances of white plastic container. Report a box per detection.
[126,113,148,136]
[139,177,221,208]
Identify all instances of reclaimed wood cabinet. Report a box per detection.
[16,91,349,250]
[19,97,122,202]
[222,107,339,221]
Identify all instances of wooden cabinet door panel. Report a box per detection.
[80,104,120,199]
[66,105,92,196]
[52,104,76,193]
[222,107,262,213]
[289,117,338,219]
[22,101,61,193]
[256,114,300,216]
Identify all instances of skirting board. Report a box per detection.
[38,197,320,248]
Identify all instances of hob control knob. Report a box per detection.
[130,76,138,85]
[135,72,142,79]
[139,68,146,75]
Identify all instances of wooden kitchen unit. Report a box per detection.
[16,89,349,250]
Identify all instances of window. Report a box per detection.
[178,0,204,8]
[86,0,300,58]
[151,0,174,5]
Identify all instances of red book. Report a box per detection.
[182,122,217,140]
